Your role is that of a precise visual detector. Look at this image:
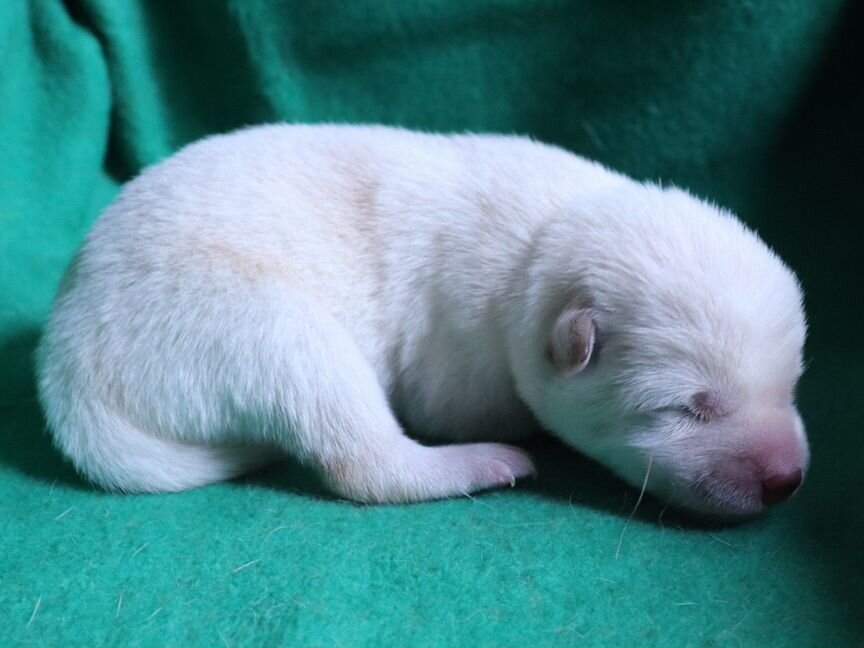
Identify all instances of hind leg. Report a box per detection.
[261,291,535,503]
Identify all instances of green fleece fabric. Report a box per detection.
[2,1,862,646]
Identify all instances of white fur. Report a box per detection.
[37,124,808,514]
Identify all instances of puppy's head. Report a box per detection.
[521,186,808,518]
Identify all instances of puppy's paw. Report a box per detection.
[321,441,536,504]
[458,442,536,491]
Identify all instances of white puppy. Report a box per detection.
[37,125,809,516]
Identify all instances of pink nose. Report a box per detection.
[761,469,803,505]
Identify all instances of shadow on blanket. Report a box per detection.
[0,329,85,490]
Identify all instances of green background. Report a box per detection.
[2,1,862,646]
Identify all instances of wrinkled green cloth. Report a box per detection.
[2,1,862,646]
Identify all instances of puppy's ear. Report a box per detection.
[547,306,596,373]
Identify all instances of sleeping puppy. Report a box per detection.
[36,125,809,516]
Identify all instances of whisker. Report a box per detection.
[615,453,653,560]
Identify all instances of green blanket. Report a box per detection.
[2,1,862,646]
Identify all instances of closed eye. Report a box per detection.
[677,404,709,423]
[654,404,705,421]
[655,392,718,423]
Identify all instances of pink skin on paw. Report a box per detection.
[439,443,535,493]
[460,443,536,491]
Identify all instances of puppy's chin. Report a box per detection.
[610,469,764,522]
[639,460,807,521]
[665,482,768,521]
[609,451,800,521]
